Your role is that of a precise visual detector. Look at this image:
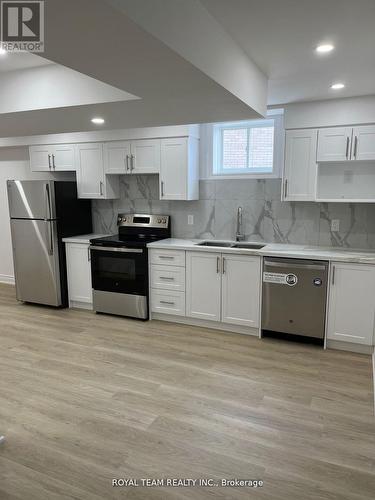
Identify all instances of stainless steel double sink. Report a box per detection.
[196,241,265,250]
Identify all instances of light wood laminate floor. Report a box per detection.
[0,283,374,500]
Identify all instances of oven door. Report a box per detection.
[90,246,148,296]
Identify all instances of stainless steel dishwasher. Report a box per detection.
[262,257,329,339]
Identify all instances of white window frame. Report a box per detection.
[200,112,284,180]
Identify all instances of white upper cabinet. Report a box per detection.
[186,251,221,321]
[75,143,119,199]
[104,141,131,174]
[221,254,260,328]
[352,125,375,161]
[30,145,51,172]
[160,137,199,200]
[30,144,76,172]
[131,139,160,174]
[327,263,375,345]
[317,127,352,162]
[283,129,318,201]
[52,144,76,171]
[104,139,160,175]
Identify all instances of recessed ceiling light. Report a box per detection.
[91,117,105,125]
[331,82,345,90]
[316,44,334,53]
[0,47,7,55]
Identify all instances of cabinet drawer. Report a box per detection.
[151,290,185,316]
[150,249,185,267]
[151,265,185,291]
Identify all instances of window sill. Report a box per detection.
[202,173,281,181]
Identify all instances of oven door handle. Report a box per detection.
[90,246,143,254]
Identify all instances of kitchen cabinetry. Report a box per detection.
[317,127,352,162]
[186,252,222,321]
[186,251,261,326]
[104,139,160,175]
[65,241,93,309]
[352,125,375,161]
[160,137,199,200]
[150,249,186,316]
[221,254,260,327]
[317,125,375,162]
[30,144,76,172]
[75,143,119,199]
[327,262,375,345]
[283,129,317,201]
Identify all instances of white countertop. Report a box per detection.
[62,234,110,244]
[147,238,375,264]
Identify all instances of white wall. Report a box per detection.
[0,148,73,284]
[284,95,375,129]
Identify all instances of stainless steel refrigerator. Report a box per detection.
[7,180,92,307]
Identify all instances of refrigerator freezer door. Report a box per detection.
[10,219,62,306]
[7,180,56,220]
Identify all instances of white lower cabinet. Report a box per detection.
[186,252,222,321]
[327,262,375,345]
[186,251,261,327]
[65,242,93,309]
[221,254,260,327]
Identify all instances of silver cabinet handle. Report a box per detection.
[52,154,56,169]
[48,154,51,169]
[99,181,103,196]
[160,300,175,305]
[161,180,165,197]
[284,179,288,198]
[353,136,358,159]
[332,265,335,285]
[131,154,135,171]
[222,256,226,274]
[160,276,175,280]
[159,255,173,260]
[125,155,129,172]
[346,136,350,159]
[216,256,220,274]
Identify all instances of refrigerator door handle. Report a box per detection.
[45,221,54,256]
[45,183,52,220]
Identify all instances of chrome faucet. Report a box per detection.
[236,206,245,241]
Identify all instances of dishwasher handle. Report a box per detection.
[264,260,328,271]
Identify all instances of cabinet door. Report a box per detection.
[76,143,105,199]
[104,141,131,174]
[284,129,317,201]
[352,125,375,161]
[131,139,160,174]
[327,263,375,345]
[29,145,52,172]
[221,255,261,327]
[51,144,76,171]
[160,138,187,200]
[317,127,352,162]
[65,243,92,305]
[186,251,221,321]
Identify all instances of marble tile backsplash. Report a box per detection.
[92,175,375,249]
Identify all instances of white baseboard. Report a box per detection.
[0,274,15,285]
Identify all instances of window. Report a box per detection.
[211,116,282,178]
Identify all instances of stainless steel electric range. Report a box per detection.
[90,213,170,319]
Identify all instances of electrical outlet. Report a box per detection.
[331,219,340,232]
[188,215,194,225]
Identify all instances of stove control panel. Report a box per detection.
[117,213,170,228]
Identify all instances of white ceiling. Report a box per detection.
[0,52,52,73]
[201,0,375,105]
